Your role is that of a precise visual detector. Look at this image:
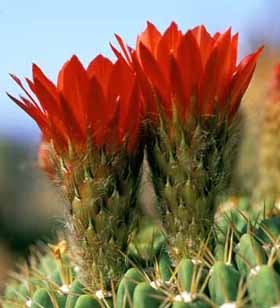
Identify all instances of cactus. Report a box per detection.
[4,21,272,308]
[1,240,113,308]
[2,202,280,308]
[112,22,262,262]
[146,119,238,262]
[8,55,145,290]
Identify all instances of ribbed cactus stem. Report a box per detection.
[50,143,143,289]
[147,116,237,262]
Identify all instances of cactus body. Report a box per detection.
[117,268,144,308]
[74,295,101,308]
[133,282,164,308]
[235,233,267,276]
[159,251,172,281]
[208,262,240,305]
[147,119,237,262]
[62,150,143,289]
[247,265,280,308]
[65,280,84,308]
[177,259,194,292]
[31,288,53,308]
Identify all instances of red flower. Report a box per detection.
[113,22,263,123]
[8,55,141,154]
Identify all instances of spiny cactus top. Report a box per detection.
[114,22,262,124]
[8,55,142,154]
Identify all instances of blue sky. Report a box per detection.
[0,0,277,144]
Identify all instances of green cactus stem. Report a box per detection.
[54,146,143,290]
[146,116,238,262]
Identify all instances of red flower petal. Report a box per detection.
[191,25,214,67]
[87,55,113,94]
[229,46,263,119]
[157,22,182,80]
[10,73,40,109]
[7,93,47,131]
[57,55,89,138]
[32,77,68,144]
[32,64,59,102]
[139,42,169,101]
[214,28,232,106]
[169,54,187,119]
[217,32,239,105]
[108,58,135,111]
[176,30,203,110]
[198,47,219,115]
[114,33,132,63]
[130,51,157,121]
[87,76,107,145]
[137,21,161,56]
[230,33,238,75]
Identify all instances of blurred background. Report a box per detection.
[0,0,280,288]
